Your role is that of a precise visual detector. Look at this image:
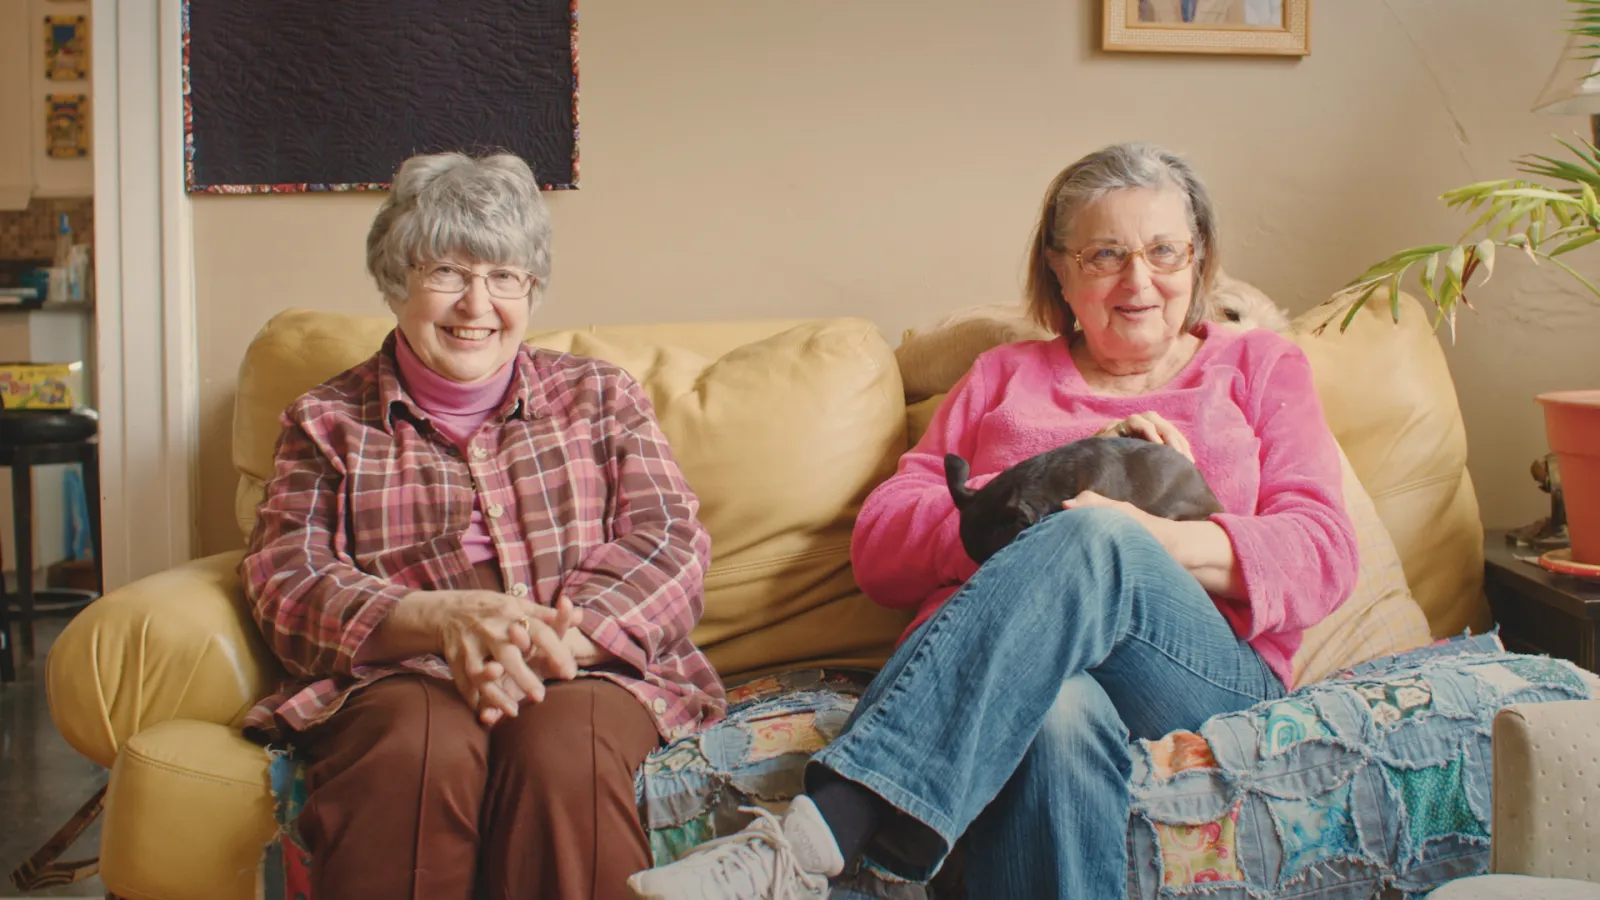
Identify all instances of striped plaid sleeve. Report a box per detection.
[240,410,413,679]
[560,370,711,674]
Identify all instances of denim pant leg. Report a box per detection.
[963,590,1285,898]
[808,506,1285,887]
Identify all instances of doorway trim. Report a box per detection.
[91,0,197,589]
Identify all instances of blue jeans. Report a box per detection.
[809,507,1286,898]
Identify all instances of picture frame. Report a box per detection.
[44,15,89,80]
[46,94,90,158]
[1102,0,1310,56]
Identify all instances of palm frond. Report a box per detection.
[1570,0,1600,51]
[1343,2,1600,341]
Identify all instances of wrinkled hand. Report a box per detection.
[1096,411,1193,462]
[1061,490,1176,554]
[477,613,614,727]
[434,590,580,726]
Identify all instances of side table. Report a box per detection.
[1483,528,1600,673]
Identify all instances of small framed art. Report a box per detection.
[45,15,89,80]
[46,94,90,158]
[1102,0,1310,56]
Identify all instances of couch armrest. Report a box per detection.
[1490,699,1600,882]
[46,551,284,768]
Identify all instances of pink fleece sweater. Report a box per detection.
[851,323,1359,688]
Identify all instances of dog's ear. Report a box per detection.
[944,454,975,508]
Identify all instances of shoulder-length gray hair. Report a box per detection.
[366,152,553,303]
[1024,142,1219,336]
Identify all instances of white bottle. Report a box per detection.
[49,213,73,304]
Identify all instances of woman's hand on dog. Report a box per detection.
[1061,490,1185,564]
[1096,411,1193,462]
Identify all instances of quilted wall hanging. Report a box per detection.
[182,0,578,194]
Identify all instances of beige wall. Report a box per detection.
[194,0,1600,556]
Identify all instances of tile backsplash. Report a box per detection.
[0,197,93,261]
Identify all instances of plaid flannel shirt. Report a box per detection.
[239,333,725,743]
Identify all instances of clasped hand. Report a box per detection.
[436,590,585,727]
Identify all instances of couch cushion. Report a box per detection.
[232,310,916,679]
[1290,446,1432,687]
[1288,292,1490,638]
[100,720,277,900]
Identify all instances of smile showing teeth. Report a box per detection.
[444,327,494,341]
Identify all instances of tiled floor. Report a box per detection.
[0,616,106,898]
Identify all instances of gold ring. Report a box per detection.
[514,616,531,634]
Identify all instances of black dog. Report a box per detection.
[944,436,1223,564]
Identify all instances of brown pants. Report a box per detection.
[295,674,660,900]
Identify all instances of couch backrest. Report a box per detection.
[233,290,1490,683]
[234,310,916,681]
[1285,292,1490,638]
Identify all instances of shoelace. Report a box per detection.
[678,805,818,900]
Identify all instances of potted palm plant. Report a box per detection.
[1329,0,1600,568]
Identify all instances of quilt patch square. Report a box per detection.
[1266,779,1359,879]
[725,675,785,706]
[1501,657,1589,695]
[1384,754,1487,852]
[644,739,710,776]
[1259,697,1337,756]
[1147,730,1219,780]
[1354,676,1433,727]
[745,712,830,763]
[648,816,715,866]
[1467,663,1532,698]
[1153,800,1245,887]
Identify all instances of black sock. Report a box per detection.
[808,771,890,862]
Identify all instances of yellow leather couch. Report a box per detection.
[44,292,1586,900]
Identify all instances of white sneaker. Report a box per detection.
[627,798,842,900]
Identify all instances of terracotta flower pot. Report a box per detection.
[1537,389,1600,565]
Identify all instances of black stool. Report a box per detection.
[0,408,101,683]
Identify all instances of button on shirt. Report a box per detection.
[239,333,725,743]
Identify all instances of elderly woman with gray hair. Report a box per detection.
[631,142,1357,899]
[239,151,724,900]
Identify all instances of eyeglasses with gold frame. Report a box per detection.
[1069,240,1195,277]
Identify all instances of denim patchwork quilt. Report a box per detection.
[260,634,1598,900]
[633,634,1598,900]
[1123,633,1600,899]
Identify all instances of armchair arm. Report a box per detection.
[46,551,284,768]
[1490,699,1600,882]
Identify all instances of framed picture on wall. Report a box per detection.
[46,94,89,157]
[1102,0,1310,56]
[44,15,88,80]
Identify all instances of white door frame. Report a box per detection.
[92,0,197,589]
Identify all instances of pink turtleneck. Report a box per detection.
[394,332,516,565]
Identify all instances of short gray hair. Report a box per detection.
[366,152,553,302]
[1024,142,1219,336]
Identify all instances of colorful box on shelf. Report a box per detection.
[0,361,81,409]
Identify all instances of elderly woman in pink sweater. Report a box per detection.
[631,142,1358,900]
